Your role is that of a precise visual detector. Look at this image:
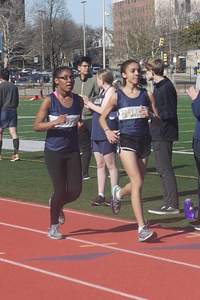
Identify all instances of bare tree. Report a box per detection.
[0,0,29,68]
[31,0,74,70]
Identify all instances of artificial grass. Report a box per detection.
[0,150,197,230]
[0,95,198,231]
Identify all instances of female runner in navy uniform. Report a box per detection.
[99,60,161,242]
[34,67,84,239]
[82,69,119,206]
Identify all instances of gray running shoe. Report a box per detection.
[47,224,63,239]
[139,225,156,242]
[111,185,122,215]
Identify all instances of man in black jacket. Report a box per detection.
[145,58,179,214]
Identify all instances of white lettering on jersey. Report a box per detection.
[118,106,149,120]
[49,114,80,128]
[94,97,103,105]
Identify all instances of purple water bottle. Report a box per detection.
[184,198,195,219]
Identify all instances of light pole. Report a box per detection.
[169,0,172,64]
[81,1,86,56]
[103,0,105,68]
[103,1,110,68]
[38,10,45,70]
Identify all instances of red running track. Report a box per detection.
[0,196,200,300]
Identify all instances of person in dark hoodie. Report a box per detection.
[73,57,100,180]
[145,58,179,215]
[187,86,200,230]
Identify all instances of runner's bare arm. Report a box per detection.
[99,92,120,144]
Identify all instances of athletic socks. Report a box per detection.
[116,190,122,201]
[13,138,19,154]
[98,193,105,198]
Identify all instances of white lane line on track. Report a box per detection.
[0,197,135,224]
[1,221,200,270]
[0,257,148,300]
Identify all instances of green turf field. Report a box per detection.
[0,95,198,229]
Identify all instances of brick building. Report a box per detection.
[112,0,200,64]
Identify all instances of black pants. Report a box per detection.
[45,148,82,225]
[152,141,179,208]
[193,139,200,219]
[79,118,92,175]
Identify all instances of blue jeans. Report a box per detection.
[152,141,179,208]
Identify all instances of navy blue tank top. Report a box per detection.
[117,89,150,137]
[45,92,81,152]
[91,89,118,141]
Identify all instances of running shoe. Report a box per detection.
[148,205,179,215]
[104,196,112,207]
[148,205,168,215]
[82,173,90,180]
[91,195,106,206]
[166,207,180,214]
[139,225,156,242]
[111,185,122,215]
[47,224,63,239]
[10,154,20,161]
[189,220,200,230]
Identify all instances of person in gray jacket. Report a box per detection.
[0,68,20,161]
[73,57,100,179]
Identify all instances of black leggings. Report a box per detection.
[45,148,82,225]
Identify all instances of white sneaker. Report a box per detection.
[139,225,156,242]
[47,224,63,239]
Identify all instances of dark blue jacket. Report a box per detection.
[192,92,200,141]
[150,77,179,141]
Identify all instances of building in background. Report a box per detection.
[112,0,200,66]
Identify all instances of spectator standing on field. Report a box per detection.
[145,58,179,215]
[73,57,100,180]
[0,68,20,161]
[39,76,44,98]
[187,86,200,230]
